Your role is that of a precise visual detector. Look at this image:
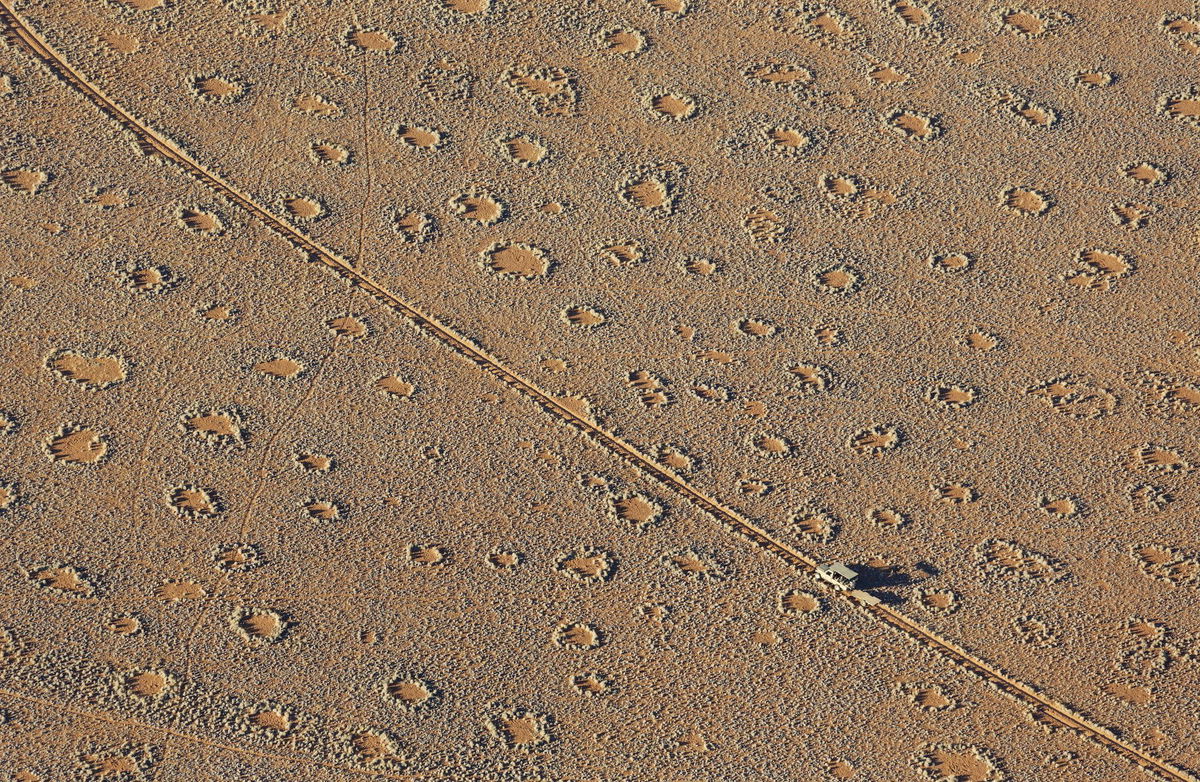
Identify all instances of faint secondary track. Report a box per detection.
[0,5,1195,781]
[0,687,424,779]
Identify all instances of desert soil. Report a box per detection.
[0,0,1198,779]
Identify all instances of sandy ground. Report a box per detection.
[0,0,1198,779]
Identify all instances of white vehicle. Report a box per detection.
[814,562,859,591]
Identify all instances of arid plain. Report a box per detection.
[1,0,1199,779]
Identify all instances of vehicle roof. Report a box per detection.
[820,562,858,579]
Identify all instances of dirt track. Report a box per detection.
[2,0,1199,778]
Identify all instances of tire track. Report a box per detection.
[1,5,1195,780]
[866,604,1193,780]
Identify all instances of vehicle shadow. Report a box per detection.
[855,564,914,590]
[850,562,938,605]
